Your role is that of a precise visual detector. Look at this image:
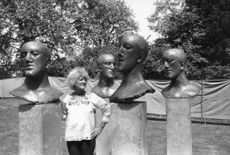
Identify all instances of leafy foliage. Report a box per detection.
[147,0,230,80]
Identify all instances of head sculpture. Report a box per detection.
[110,34,155,103]
[118,34,149,74]
[162,48,200,98]
[163,48,186,79]
[97,53,115,79]
[92,53,117,98]
[20,41,51,77]
[10,41,62,104]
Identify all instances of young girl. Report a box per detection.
[62,67,111,155]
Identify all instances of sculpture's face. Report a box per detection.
[118,35,141,73]
[21,42,49,77]
[99,54,115,79]
[163,50,182,79]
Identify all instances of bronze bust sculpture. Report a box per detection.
[92,53,117,98]
[10,41,62,104]
[92,53,119,155]
[110,34,155,103]
[161,48,200,98]
[162,48,200,155]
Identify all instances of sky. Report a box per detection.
[124,0,160,42]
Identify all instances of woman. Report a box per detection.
[62,67,111,155]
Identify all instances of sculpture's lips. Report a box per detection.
[118,59,124,64]
[108,69,114,72]
[165,70,172,75]
[108,72,114,76]
[25,64,34,70]
[166,69,171,72]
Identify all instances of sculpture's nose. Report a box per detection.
[110,63,114,69]
[118,51,124,58]
[25,53,32,61]
[164,61,169,68]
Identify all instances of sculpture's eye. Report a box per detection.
[20,51,27,58]
[104,62,111,65]
[123,43,132,50]
[165,58,174,64]
[30,51,39,57]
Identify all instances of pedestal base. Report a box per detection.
[166,98,192,155]
[109,101,148,155]
[95,102,113,155]
[18,103,62,155]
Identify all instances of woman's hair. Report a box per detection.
[66,67,89,90]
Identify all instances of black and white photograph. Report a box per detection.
[1,0,230,155]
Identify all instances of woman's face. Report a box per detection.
[74,76,88,91]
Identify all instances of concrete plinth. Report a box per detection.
[95,101,113,155]
[18,103,62,155]
[166,98,192,155]
[109,101,148,155]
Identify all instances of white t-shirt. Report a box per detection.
[63,92,111,141]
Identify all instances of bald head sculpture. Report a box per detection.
[10,41,62,104]
[163,48,186,79]
[118,34,149,73]
[162,48,200,98]
[20,41,51,77]
[110,34,155,103]
[92,53,118,98]
[163,48,186,63]
[97,53,115,79]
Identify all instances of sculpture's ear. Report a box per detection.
[137,52,142,63]
[180,62,185,70]
[181,61,185,66]
[47,57,51,63]
[98,64,102,70]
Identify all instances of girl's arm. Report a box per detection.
[61,101,68,120]
[91,94,111,138]
[60,95,69,120]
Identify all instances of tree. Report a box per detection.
[0,0,137,78]
[147,0,230,80]
[69,0,138,47]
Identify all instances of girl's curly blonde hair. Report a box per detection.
[66,67,89,90]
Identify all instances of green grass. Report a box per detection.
[1,98,230,155]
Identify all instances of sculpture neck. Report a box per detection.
[162,71,201,98]
[98,75,114,88]
[170,71,189,88]
[24,72,50,90]
[121,65,144,85]
[110,65,155,103]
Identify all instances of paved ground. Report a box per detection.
[1,98,230,155]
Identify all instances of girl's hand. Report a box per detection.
[61,101,68,121]
[91,122,106,138]
[91,127,103,139]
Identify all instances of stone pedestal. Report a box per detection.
[18,103,63,155]
[95,101,113,155]
[166,98,192,155]
[109,100,148,155]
